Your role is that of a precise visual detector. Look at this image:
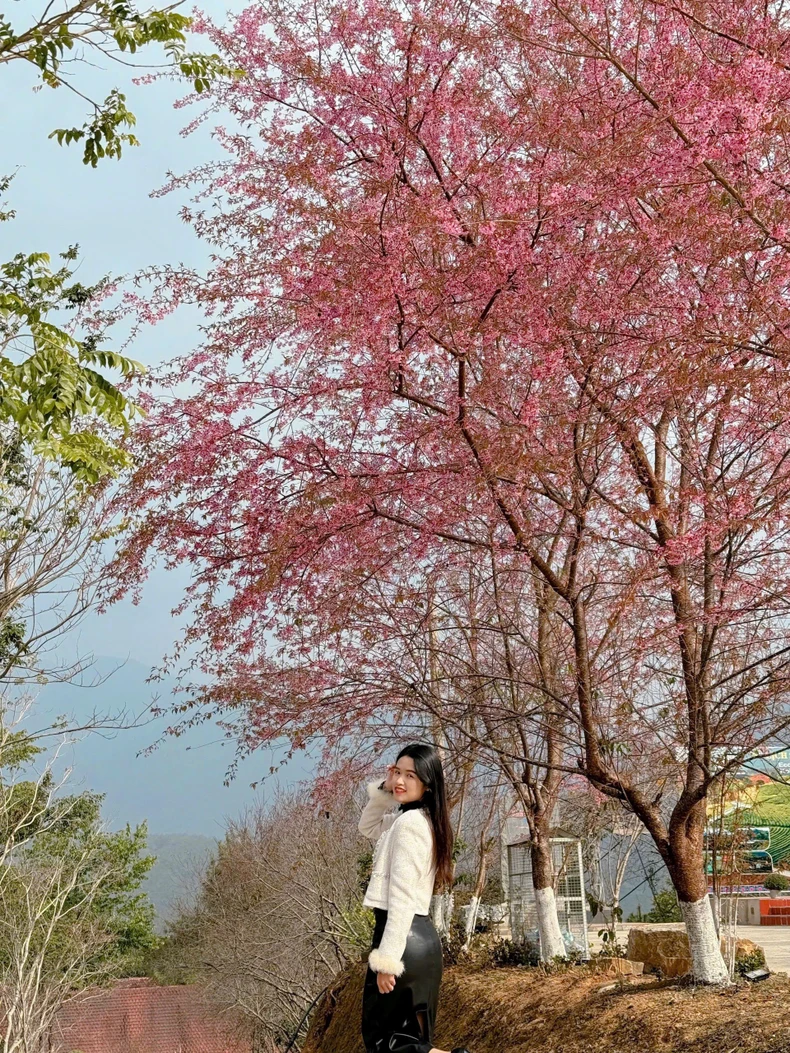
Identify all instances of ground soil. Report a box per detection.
[302,962,790,1053]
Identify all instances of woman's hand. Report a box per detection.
[376,971,396,994]
[383,764,397,793]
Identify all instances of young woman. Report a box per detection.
[358,742,472,1053]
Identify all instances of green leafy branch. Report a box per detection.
[0,242,144,482]
[1,2,242,166]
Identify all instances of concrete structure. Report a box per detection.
[720,895,790,926]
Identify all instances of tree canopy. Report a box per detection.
[107,0,790,983]
[0,2,238,479]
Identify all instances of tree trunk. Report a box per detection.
[568,586,729,983]
[430,891,454,938]
[463,893,481,952]
[430,893,446,936]
[531,839,566,961]
[679,898,729,985]
[535,887,566,960]
[462,855,488,952]
[667,804,729,984]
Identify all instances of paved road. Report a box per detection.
[740,925,790,972]
[590,922,790,973]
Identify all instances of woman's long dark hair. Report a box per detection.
[396,742,454,889]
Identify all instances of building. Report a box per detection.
[49,978,251,1053]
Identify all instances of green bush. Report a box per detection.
[629,887,682,923]
[474,936,584,973]
[440,913,470,965]
[735,946,767,978]
[356,849,373,893]
[338,903,375,951]
[489,937,541,968]
[452,887,474,909]
[481,872,504,905]
[762,872,790,891]
[595,928,627,959]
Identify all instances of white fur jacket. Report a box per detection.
[358,781,436,976]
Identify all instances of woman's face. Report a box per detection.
[391,754,426,803]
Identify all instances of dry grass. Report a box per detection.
[303,962,790,1053]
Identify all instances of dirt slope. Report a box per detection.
[303,962,790,1053]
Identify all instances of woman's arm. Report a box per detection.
[358,780,397,840]
[368,814,433,976]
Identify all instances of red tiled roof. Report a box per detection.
[50,979,251,1053]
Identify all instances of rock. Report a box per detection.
[626,929,766,979]
[626,929,693,978]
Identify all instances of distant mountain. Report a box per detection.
[142,833,218,931]
[23,657,317,930]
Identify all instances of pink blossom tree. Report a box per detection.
[111,0,790,982]
[286,550,577,960]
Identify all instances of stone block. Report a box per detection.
[626,928,765,979]
[626,929,692,977]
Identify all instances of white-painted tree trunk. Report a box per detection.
[430,891,454,938]
[430,893,446,935]
[535,886,567,961]
[680,897,730,984]
[462,894,481,952]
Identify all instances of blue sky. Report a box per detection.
[2,2,320,832]
[4,1,239,667]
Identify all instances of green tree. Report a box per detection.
[481,870,504,905]
[0,228,143,481]
[639,886,683,924]
[21,790,159,975]
[0,3,239,479]
[0,709,158,1053]
[1,1,235,168]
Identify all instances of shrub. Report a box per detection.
[635,887,682,923]
[595,928,627,959]
[489,937,541,968]
[338,903,375,951]
[452,888,474,909]
[762,873,790,891]
[441,913,473,965]
[356,849,373,893]
[735,946,767,978]
[481,872,505,905]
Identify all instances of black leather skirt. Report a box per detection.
[361,908,443,1053]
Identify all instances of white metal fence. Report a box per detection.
[507,837,589,957]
